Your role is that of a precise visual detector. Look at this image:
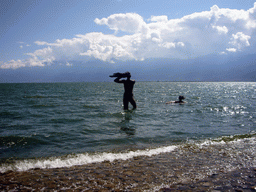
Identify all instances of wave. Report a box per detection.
[0,136,47,149]
[32,104,60,108]
[82,104,100,109]
[0,111,24,119]
[23,95,61,99]
[50,117,84,123]
[0,145,177,173]
[1,133,255,173]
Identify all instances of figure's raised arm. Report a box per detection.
[114,77,124,83]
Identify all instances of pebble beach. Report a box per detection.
[1,139,256,191]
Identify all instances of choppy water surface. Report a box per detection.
[0,82,255,173]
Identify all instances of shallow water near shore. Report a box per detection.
[0,82,256,190]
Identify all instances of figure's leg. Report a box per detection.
[123,97,129,110]
[130,97,137,109]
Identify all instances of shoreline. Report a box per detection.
[159,167,256,191]
[1,165,255,191]
[1,141,255,191]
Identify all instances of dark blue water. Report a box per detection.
[0,82,255,172]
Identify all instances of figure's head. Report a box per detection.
[179,96,185,101]
[125,72,131,78]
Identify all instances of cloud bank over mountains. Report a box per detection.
[1,3,256,69]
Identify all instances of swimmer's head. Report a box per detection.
[179,96,185,101]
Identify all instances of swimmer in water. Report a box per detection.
[166,96,186,104]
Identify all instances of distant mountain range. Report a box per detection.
[1,54,255,83]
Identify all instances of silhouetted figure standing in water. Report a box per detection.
[112,72,136,110]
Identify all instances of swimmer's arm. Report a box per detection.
[166,101,186,104]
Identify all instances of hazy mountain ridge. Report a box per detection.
[0,54,255,83]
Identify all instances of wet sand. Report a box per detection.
[1,142,256,191]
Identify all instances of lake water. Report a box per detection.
[0,82,256,190]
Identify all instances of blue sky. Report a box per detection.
[1,0,256,82]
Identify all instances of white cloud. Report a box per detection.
[18,42,31,48]
[94,13,148,34]
[0,60,26,69]
[35,41,49,46]
[229,32,251,49]
[226,48,237,52]
[1,3,256,69]
[149,15,168,23]
[212,25,228,34]
[65,62,72,66]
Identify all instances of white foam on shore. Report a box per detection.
[199,135,256,147]
[198,136,256,168]
[0,145,177,173]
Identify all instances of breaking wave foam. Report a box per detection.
[0,145,177,173]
